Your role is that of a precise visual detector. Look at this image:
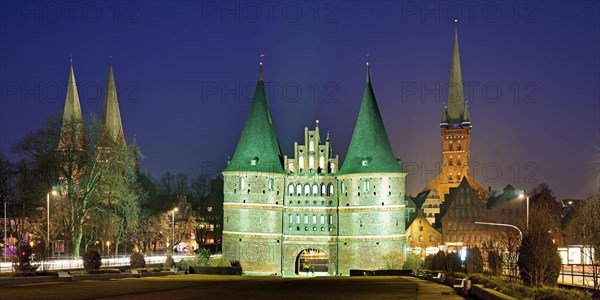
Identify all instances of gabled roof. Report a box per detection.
[338,64,404,175]
[101,63,125,146]
[486,184,520,208]
[442,28,470,125]
[410,190,430,209]
[223,63,284,174]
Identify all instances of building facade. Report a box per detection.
[222,62,407,276]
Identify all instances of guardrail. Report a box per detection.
[0,254,194,273]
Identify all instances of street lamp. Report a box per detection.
[518,192,529,230]
[475,221,523,241]
[46,189,58,257]
[172,208,178,254]
[106,241,111,257]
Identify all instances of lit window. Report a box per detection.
[309,141,314,152]
[304,215,308,224]
[328,215,333,225]
[288,183,294,196]
[304,184,310,196]
[296,183,302,196]
[419,235,424,242]
[320,215,325,224]
[268,178,274,191]
[309,156,314,169]
[289,214,293,224]
[312,184,318,196]
[328,183,334,196]
[239,177,245,189]
[312,215,317,224]
[319,156,325,170]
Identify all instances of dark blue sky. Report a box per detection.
[1,1,599,199]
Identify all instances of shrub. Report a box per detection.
[130,252,146,269]
[445,252,462,273]
[83,250,102,271]
[402,252,423,271]
[12,243,38,272]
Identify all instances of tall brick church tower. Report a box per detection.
[425,27,487,202]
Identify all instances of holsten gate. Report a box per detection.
[221,61,407,276]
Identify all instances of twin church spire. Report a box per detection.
[60,58,126,150]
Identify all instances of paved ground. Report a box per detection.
[0,275,464,300]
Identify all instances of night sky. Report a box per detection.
[1,1,598,200]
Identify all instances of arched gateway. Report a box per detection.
[295,248,328,276]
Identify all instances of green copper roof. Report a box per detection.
[443,28,470,125]
[224,64,284,174]
[338,64,404,175]
[102,63,125,146]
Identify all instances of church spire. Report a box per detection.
[224,59,283,174]
[443,25,470,126]
[338,62,403,175]
[59,60,84,149]
[101,60,125,146]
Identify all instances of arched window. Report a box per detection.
[309,156,314,170]
[288,183,294,196]
[328,214,333,225]
[330,162,335,173]
[408,235,413,242]
[319,156,325,170]
[328,183,334,196]
[268,178,274,191]
[340,181,345,194]
[296,214,300,223]
[239,177,245,189]
[304,184,310,196]
[457,144,462,151]
[298,156,304,172]
[321,184,326,196]
[312,214,317,224]
[312,184,318,196]
[418,235,424,242]
[288,163,294,173]
[309,141,314,152]
[429,235,434,242]
[296,183,302,196]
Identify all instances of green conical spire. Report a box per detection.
[338,63,403,175]
[102,61,125,146]
[224,62,283,174]
[445,27,470,125]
